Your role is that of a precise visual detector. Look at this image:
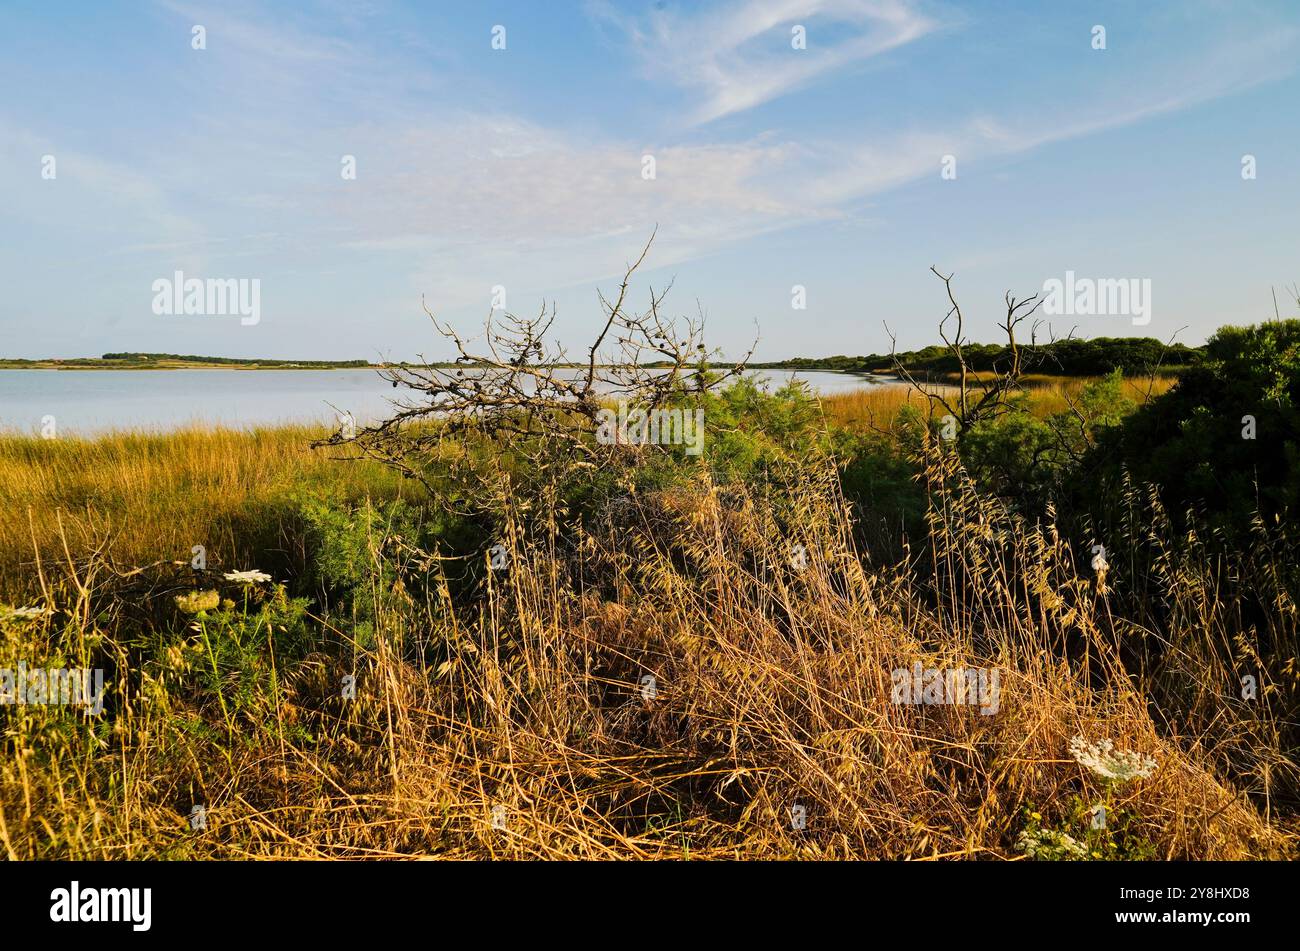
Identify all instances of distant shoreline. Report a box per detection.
[0,357,888,374]
[0,362,389,371]
[0,338,1205,376]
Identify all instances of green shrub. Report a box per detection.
[1089,320,1300,532]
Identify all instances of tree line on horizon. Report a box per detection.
[100,352,372,368]
[755,336,1204,376]
[1,338,1202,376]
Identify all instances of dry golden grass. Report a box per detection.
[819,376,1177,431]
[0,425,414,600]
[819,382,942,430]
[0,427,1291,860]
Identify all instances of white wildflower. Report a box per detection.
[223,569,273,585]
[1016,827,1088,860]
[1069,735,1157,784]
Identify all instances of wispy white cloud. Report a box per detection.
[187,12,1299,313]
[144,0,1298,290]
[804,18,1300,205]
[592,0,942,124]
[8,0,1299,358]
[324,115,825,307]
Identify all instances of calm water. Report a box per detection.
[0,368,883,435]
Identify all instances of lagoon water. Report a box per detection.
[0,368,882,435]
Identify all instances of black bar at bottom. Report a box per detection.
[0,859,1281,938]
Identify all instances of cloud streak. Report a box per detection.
[594,0,941,124]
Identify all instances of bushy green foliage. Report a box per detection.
[961,371,1135,507]
[700,376,824,480]
[294,492,487,639]
[834,429,926,549]
[697,377,925,550]
[1089,320,1300,531]
[184,585,313,731]
[1017,800,1156,861]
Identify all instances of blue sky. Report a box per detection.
[1,0,1298,362]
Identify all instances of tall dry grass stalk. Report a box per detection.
[0,430,1288,859]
